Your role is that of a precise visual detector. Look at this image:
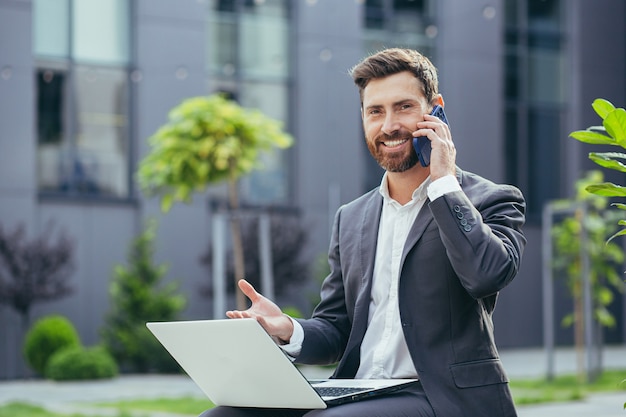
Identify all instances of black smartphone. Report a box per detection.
[412,105,449,167]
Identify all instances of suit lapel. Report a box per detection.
[353,191,382,328]
[336,192,382,377]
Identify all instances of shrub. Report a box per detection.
[101,219,186,373]
[46,345,118,381]
[23,315,80,376]
[0,222,74,326]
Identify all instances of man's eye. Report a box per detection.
[400,104,412,110]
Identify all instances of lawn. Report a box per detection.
[95,396,213,415]
[510,369,626,405]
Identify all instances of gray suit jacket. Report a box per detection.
[296,168,526,417]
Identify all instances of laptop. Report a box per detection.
[146,319,418,409]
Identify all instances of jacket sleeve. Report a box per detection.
[427,182,526,300]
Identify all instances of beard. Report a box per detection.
[366,130,420,172]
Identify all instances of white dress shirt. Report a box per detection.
[282,174,462,379]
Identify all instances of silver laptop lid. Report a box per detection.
[146,319,327,409]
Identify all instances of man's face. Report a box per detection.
[361,71,431,172]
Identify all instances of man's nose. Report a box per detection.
[381,113,400,135]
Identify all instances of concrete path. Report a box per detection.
[0,347,624,417]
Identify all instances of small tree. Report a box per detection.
[0,222,74,328]
[138,94,293,310]
[552,171,624,379]
[100,219,186,373]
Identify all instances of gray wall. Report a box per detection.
[0,0,38,378]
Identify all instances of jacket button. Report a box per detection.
[463,225,472,232]
[453,205,461,212]
[456,211,464,219]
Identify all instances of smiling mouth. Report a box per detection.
[382,138,410,148]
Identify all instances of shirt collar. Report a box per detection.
[378,172,431,205]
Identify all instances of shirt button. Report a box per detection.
[456,211,464,219]
[464,225,472,232]
[453,205,461,212]
[460,218,468,226]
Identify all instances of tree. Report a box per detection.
[138,94,293,310]
[551,171,624,379]
[100,219,186,373]
[0,222,74,328]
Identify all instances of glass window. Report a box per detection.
[240,13,289,79]
[33,0,70,58]
[207,0,291,205]
[528,0,562,32]
[363,0,436,65]
[73,0,130,65]
[208,13,237,76]
[527,108,562,215]
[239,82,289,204]
[504,0,566,222]
[34,0,132,199]
[364,0,385,30]
[528,39,566,104]
[73,66,129,196]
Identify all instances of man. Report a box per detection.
[200,48,526,417]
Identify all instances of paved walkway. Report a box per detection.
[0,346,625,417]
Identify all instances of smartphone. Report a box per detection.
[412,105,449,167]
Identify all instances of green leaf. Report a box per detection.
[607,228,626,244]
[592,98,615,119]
[586,182,626,197]
[569,130,616,145]
[588,152,626,173]
[611,203,626,211]
[604,108,626,146]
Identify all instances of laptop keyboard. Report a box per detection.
[314,386,372,398]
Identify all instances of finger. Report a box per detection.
[226,310,247,319]
[412,128,436,140]
[225,310,239,319]
[237,279,261,303]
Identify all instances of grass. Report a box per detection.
[510,369,626,406]
[0,401,135,417]
[95,396,213,415]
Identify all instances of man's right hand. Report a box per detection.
[226,279,294,344]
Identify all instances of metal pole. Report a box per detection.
[579,203,595,382]
[542,203,556,380]
[212,213,226,319]
[258,212,274,301]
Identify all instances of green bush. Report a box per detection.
[101,220,186,373]
[23,315,81,376]
[45,345,118,381]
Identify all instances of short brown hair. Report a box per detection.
[350,48,439,104]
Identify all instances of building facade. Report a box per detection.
[0,0,624,378]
